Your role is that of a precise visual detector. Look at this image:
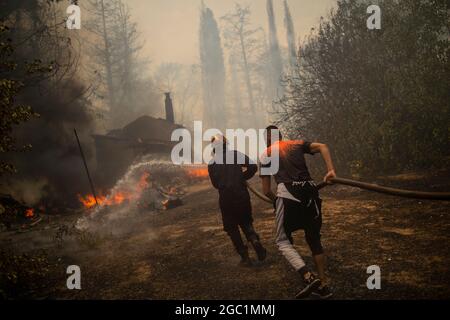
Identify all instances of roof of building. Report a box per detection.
[97,115,184,143]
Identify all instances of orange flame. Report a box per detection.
[78,194,102,208]
[78,191,136,209]
[139,172,150,190]
[78,172,151,209]
[185,167,209,178]
[25,208,34,218]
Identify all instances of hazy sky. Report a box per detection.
[126,0,336,68]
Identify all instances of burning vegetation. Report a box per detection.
[0,194,40,230]
[25,208,34,218]
[185,167,209,178]
[78,172,151,210]
[78,165,208,211]
[74,160,209,234]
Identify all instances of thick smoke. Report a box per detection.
[3,81,95,208]
[0,1,96,208]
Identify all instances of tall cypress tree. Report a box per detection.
[284,0,297,70]
[266,0,284,97]
[199,3,226,129]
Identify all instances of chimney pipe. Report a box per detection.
[164,92,175,123]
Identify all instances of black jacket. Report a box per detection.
[208,148,257,230]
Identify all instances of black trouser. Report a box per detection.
[283,182,324,256]
[226,223,260,256]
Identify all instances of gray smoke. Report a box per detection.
[5,82,95,208]
[0,1,96,208]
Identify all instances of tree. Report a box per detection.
[153,63,201,124]
[113,1,143,107]
[86,0,116,110]
[278,0,449,175]
[0,24,39,174]
[222,5,277,128]
[153,63,183,93]
[222,4,261,123]
[0,0,96,206]
[86,0,147,128]
[228,53,243,128]
[176,64,202,124]
[283,0,297,70]
[266,0,284,97]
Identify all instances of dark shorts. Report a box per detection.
[283,198,323,255]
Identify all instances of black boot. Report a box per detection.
[238,246,253,267]
[251,239,267,261]
[241,224,267,262]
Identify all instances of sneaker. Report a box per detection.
[295,273,321,299]
[312,284,333,299]
[252,241,267,261]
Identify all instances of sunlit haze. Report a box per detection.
[126,0,335,68]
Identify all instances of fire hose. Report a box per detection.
[246,177,450,204]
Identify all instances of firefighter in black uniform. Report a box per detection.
[208,134,267,265]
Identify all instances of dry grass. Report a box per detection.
[1,173,449,299]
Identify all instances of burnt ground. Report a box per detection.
[1,171,449,300]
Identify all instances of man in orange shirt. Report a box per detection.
[260,125,336,299]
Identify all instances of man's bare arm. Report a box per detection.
[310,143,337,183]
[261,176,276,202]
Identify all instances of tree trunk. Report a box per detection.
[100,0,115,110]
[239,32,255,118]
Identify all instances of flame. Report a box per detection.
[185,167,209,178]
[139,172,150,190]
[25,208,34,218]
[78,194,103,208]
[78,191,135,209]
[78,172,151,209]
